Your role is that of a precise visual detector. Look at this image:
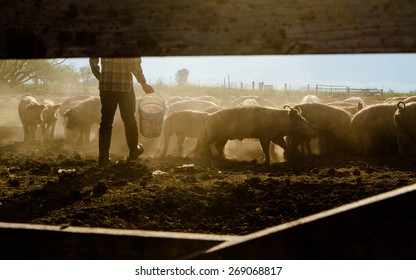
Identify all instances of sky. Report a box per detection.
[64,54,416,93]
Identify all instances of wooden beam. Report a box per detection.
[0,222,236,259]
[190,184,416,259]
[1,0,416,59]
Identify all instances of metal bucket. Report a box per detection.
[138,93,166,138]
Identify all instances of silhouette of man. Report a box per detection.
[89,57,154,166]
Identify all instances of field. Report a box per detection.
[0,87,415,235]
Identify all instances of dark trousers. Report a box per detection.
[99,89,138,160]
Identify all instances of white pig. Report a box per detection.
[18,96,45,144]
[161,110,210,157]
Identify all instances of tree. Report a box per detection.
[0,60,40,87]
[78,66,95,87]
[0,59,78,90]
[175,68,189,86]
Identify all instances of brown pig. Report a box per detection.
[205,106,316,165]
[289,103,355,157]
[351,103,398,156]
[394,101,416,158]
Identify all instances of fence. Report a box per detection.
[316,84,384,94]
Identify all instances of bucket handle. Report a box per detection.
[139,91,165,102]
[138,91,165,109]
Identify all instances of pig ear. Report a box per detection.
[357,101,364,111]
[63,109,71,117]
[53,104,61,110]
[397,101,406,111]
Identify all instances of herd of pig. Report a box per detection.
[17,93,416,164]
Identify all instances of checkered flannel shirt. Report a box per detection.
[89,57,147,93]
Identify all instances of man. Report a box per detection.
[89,57,154,166]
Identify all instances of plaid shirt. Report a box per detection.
[89,57,147,93]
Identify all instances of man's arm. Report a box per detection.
[89,58,101,80]
[132,57,154,94]
[131,57,147,84]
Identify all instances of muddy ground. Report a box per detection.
[1,138,415,235]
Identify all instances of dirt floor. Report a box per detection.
[1,138,415,236]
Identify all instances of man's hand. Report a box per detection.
[141,83,154,94]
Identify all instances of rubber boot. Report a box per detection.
[125,121,143,161]
[98,130,112,166]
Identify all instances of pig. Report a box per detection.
[58,95,94,143]
[343,96,366,106]
[63,96,101,144]
[58,95,92,119]
[40,99,61,142]
[351,103,398,157]
[189,95,220,105]
[383,96,406,104]
[204,106,222,114]
[288,103,355,157]
[204,106,316,165]
[230,95,276,108]
[325,101,364,115]
[160,110,210,157]
[18,96,45,144]
[167,99,220,115]
[394,101,416,158]
[166,96,184,105]
[342,97,366,114]
[168,95,223,109]
[233,98,280,160]
[236,98,261,107]
[402,96,416,104]
[300,95,320,104]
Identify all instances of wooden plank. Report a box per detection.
[190,184,416,259]
[0,222,237,259]
[0,0,416,58]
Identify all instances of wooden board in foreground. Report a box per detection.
[0,223,236,259]
[1,0,416,58]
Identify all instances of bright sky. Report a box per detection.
[65,54,416,93]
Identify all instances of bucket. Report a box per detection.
[138,93,166,138]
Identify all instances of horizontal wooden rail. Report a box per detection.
[0,223,236,259]
[1,0,416,58]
